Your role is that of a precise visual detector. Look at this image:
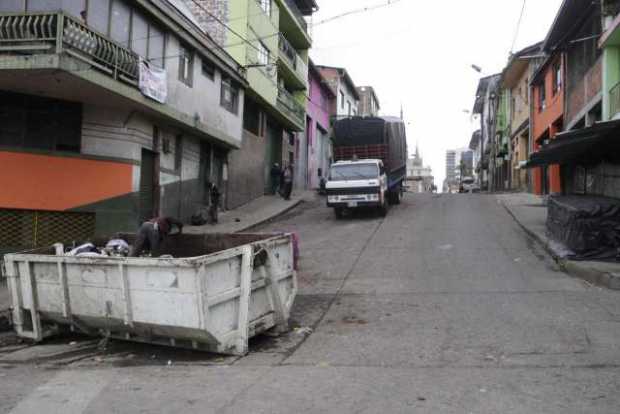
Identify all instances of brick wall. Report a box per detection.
[184,0,229,46]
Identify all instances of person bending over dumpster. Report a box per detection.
[129,216,184,257]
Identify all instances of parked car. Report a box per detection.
[460,177,480,193]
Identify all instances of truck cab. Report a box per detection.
[326,159,389,218]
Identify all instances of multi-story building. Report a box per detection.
[472,74,501,191]
[187,0,317,202]
[0,0,248,240]
[316,66,360,121]
[445,150,458,187]
[501,42,543,192]
[529,0,620,199]
[444,148,473,192]
[306,60,336,190]
[530,49,564,195]
[356,86,380,117]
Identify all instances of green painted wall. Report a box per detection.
[226,0,279,107]
[496,89,510,146]
[603,46,620,120]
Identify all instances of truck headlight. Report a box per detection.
[369,194,379,201]
[328,196,339,203]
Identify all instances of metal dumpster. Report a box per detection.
[2,233,297,356]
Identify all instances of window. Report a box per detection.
[552,62,561,94]
[0,91,81,153]
[257,0,271,16]
[147,25,165,68]
[179,45,194,87]
[347,101,351,116]
[27,0,85,18]
[202,59,216,80]
[0,0,25,12]
[131,12,149,58]
[340,91,345,109]
[221,78,239,114]
[88,0,110,34]
[110,0,131,47]
[538,83,546,112]
[257,41,269,66]
[243,97,261,135]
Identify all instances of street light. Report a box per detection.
[471,64,483,73]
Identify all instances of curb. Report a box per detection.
[500,201,620,291]
[239,199,304,232]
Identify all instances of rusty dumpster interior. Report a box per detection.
[14,233,282,258]
[112,233,277,258]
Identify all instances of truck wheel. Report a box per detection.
[334,208,344,219]
[387,190,401,205]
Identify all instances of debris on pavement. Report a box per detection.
[294,327,313,336]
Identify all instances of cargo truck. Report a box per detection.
[326,117,408,218]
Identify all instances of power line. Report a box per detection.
[510,0,527,53]
[187,0,262,54]
[311,0,404,27]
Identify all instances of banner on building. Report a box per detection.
[139,59,167,104]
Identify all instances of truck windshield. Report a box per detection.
[330,164,379,180]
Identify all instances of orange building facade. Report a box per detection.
[530,54,565,195]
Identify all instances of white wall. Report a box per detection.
[164,35,244,147]
[336,81,359,117]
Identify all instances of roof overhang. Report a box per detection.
[600,11,620,48]
[527,119,620,168]
[472,74,501,114]
[542,0,595,51]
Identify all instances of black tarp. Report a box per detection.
[527,120,620,167]
[333,117,392,146]
[547,195,620,261]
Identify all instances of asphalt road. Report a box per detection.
[2,193,620,413]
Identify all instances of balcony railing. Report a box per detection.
[277,86,305,127]
[278,33,308,84]
[284,0,308,32]
[0,12,139,86]
[611,81,620,119]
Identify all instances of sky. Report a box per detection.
[309,0,564,189]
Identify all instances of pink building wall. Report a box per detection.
[306,63,335,188]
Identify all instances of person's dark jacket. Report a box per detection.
[149,217,183,239]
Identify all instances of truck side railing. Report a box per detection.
[334,144,388,162]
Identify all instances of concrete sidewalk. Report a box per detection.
[497,193,620,290]
[185,190,314,235]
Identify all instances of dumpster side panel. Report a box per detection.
[5,233,298,355]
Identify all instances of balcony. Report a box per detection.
[0,12,139,87]
[277,34,307,90]
[285,0,308,32]
[277,86,305,129]
[277,0,311,48]
[611,81,620,119]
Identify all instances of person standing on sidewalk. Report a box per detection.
[270,163,281,195]
[209,183,221,225]
[282,164,294,200]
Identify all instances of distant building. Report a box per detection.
[444,148,473,192]
[316,66,360,120]
[356,86,380,117]
[406,146,434,193]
